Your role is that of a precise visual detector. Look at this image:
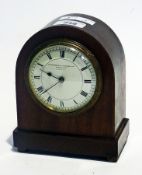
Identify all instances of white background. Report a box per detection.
[0,0,142,174]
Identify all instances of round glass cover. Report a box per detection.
[28,40,101,113]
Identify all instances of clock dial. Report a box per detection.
[28,41,101,112]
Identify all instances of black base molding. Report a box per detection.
[13,118,129,162]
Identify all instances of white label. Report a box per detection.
[59,15,95,25]
[53,20,86,28]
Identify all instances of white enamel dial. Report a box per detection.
[28,42,99,113]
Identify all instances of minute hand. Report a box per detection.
[41,81,60,94]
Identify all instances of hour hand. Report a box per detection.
[46,72,59,80]
[40,69,59,80]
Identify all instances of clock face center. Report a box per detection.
[41,58,83,100]
[28,40,100,113]
[59,76,64,83]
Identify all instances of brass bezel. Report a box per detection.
[25,39,102,116]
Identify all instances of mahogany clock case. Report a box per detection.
[13,13,129,162]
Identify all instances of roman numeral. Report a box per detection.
[80,90,88,97]
[47,96,52,103]
[37,86,44,93]
[60,101,64,107]
[84,80,91,83]
[37,63,43,66]
[73,53,79,62]
[47,52,52,59]
[73,100,78,104]
[60,50,65,58]
[34,76,40,79]
[81,66,88,71]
